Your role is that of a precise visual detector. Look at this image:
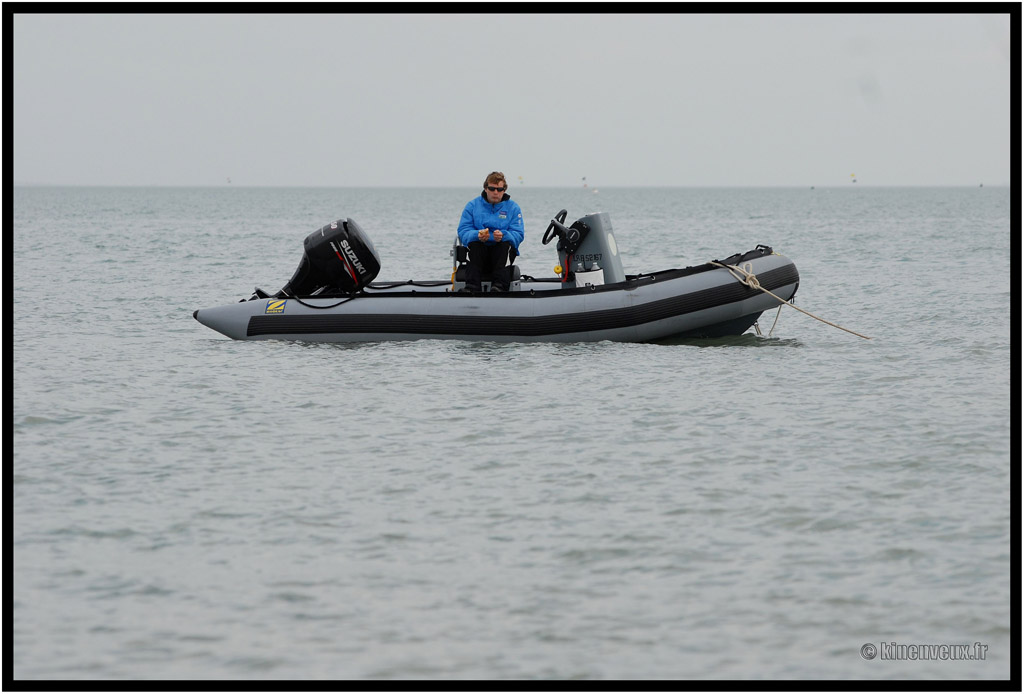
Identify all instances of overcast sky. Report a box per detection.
[13,11,1012,187]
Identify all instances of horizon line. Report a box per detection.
[11,182,1009,189]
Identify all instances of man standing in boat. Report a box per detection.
[457,171,525,292]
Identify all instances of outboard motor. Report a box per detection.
[543,211,626,286]
[276,218,381,297]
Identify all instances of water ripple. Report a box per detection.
[14,186,1011,680]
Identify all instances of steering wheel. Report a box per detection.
[542,209,570,245]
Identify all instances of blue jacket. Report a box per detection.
[457,192,525,253]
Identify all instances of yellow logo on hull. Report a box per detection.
[265,300,287,314]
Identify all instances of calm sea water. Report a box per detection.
[13,186,1012,681]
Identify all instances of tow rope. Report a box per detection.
[709,261,872,340]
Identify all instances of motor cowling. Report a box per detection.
[277,218,381,297]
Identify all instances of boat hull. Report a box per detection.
[194,253,799,343]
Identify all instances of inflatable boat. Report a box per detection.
[193,209,800,343]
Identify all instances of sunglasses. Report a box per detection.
[486,185,507,192]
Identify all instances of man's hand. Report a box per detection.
[492,230,503,242]
[478,228,490,242]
